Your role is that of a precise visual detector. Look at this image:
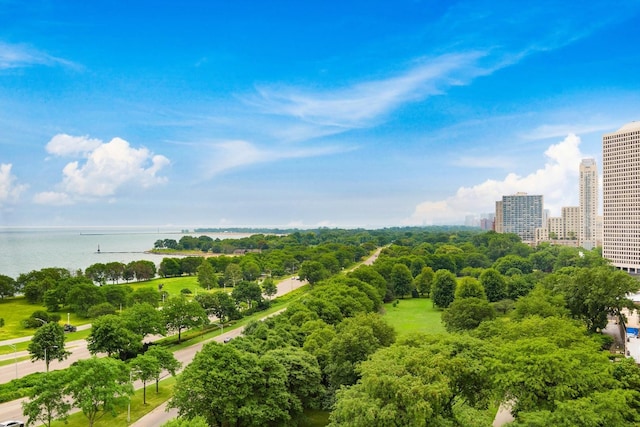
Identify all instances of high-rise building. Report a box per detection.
[603,121,640,273]
[579,158,598,250]
[500,192,544,243]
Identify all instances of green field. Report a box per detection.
[382,297,446,335]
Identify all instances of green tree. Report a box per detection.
[66,357,134,427]
[242,259,262,281]
[262,277,278,299]
[442,297,496,332]
[512,285,569,320]
[223,263,243,288]
[196,290,239,322]
[431,269,457,309]
[163,296,208,343]
[455,276,486,300]
[66,283,106,317]
[493,254,533,275]
[231,281,263,309]
[121,302,166,338]
[329,334,492,426]
[326,313,396,388]
[479,268,507,302]
[28,322,70,372]
[483,316,616,415]
[413,266,434,297]
[558,267,640,332]
[130,354,160,405]
[299,260,330,285]
[196,259,217,290]
[145,345,182,392]
[170,342,292,426]
[87,314,142,358]
[22,369,71,427]
[0,274,16,299]
[159,258,181,277]
[390,263,413,298]
[267,347,324,414]
[129,287,161,307]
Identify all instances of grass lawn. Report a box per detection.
[382,297,446,336]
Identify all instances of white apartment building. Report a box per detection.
[579,158,599,249]
[603,121,640,273]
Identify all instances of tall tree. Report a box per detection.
[163,296,208,343]
[121,302,166,338]
[261,277,278,300]
[87,314,142,358]
[130,354,160,405]
[145,345,182,392]
[223,263,243,288]
[455,276,486,300]
[298,261,330,285]
[413,266,435,297]
[390,263,413,298]
[22,369,71,427]
[28,322,70,372]
[196,259,217,290]
[431,269,457,309]
[66,357,134,427]
[558,267,640,332]
[479,268,507,302]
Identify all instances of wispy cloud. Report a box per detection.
[246,52,488,129]
[206,140,355,176]
[0,42,77,70]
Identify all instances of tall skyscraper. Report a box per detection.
[500,192,544,243]
[603,122,640,273]
[579,159,598,249]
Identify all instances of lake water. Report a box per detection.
[0,227,253,279]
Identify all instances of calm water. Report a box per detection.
[0,227,252,279]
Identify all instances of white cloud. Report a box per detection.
[0,163,28,205]
[0,42,76,70]
[46,134,103,156]
[41,135,170,201]
[33,191,73,206]
[207,140,353,176]
[407,133,585,224]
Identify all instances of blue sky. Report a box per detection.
[2,0,640,228]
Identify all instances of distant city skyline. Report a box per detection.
[2,1,640,228]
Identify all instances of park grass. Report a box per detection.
[382,297,446,336]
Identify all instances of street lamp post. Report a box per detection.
[44,345,58,373]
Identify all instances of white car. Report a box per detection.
[0,421,25,427]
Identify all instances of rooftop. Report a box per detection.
[615,121,640,133]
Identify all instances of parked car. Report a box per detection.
[0,421,25,427]
[63,324,77,333]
